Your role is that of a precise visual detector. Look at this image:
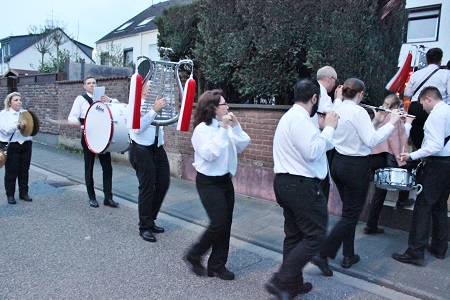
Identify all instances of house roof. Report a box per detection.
[3,68,42,77]
[0,29,94,62]
[96,0,193,43]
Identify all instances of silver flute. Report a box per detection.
[360,104,416,119]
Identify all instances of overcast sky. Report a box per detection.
[0,0,165,48]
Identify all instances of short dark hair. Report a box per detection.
[426,48,443,65]
[418,86,442,101]
[293,78,320,104]
[83,76,95,84]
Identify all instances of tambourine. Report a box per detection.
[19,110,40,137]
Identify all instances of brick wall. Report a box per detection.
[0,76,287,202]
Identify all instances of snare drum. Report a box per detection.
[374,167,415,191]
[84,101,130,154]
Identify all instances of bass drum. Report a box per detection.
[84,101,130,154]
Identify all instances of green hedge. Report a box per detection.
[157,0,406,105]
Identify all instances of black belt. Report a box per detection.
[276,173,321,184]
[131,140,156,148]
[422,156,450,163]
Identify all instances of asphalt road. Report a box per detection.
[1,165,419,300]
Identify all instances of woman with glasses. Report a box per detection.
[184,89,250,280]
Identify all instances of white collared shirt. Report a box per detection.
[128,106,164,147]
[333,100,395,156]
[273,104,335,180]
[0,109,33,143]
[68,92,119,125]
[404,64,450,104]
[192,118,250,176]
[311,83,333,127]
[410,101,450,160]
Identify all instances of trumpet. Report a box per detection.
[360,104,416,119]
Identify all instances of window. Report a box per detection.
[135,17,155,28]
[406,5,441,43]
[123,48,133,67]
[115,21,133,32]
[100,52,110,66]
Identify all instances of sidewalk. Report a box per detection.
[31,142,449,300]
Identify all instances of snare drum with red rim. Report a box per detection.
[84,101,130,154]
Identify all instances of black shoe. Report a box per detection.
[19,194,33,202]
[264,280,293,300]
[296,282,313,295]
[7,196,16,204]
[311,255,333,276]
[396,198,415,208]
[183,253,206,276]
[341,254,360,269]
[207,267,235,280]
[150,225,164,233]
[89,199,99,208]
[392,251,424,266]
[139,230,156,242]
[364,226,385,235]
[104,198,118,208]
[426,246,445,259]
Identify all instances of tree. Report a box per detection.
[28,25,53,70]
[99,41,124,67]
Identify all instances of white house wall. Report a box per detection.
[7,39,93,71]
[398,0,450,66]
[95,29,159,65]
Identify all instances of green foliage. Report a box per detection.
[157,0,407,104]
[38,49,71,73]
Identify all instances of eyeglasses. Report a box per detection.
[218,102,228,106]
[331,76,338,81]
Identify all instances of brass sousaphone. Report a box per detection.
[19,110,40,137]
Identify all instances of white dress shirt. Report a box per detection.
[404,64,450,104]
[68,92,119,125]
[333,100,395,156]
[192,118,250,176]
[273,104,335,180]
[128,106,164,147]
[410,101,450,160]
[311,83,333,127]
[0,109,33,143]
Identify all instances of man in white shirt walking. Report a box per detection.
[265,79,338,299]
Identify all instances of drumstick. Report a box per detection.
[401,146,405,161]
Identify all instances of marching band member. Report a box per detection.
[0,92,33,204]
[312,78,401,275]
[128,81,169,243]
[68,76,119,208]
[184,89,250,280]
[404,48,450,149]
[265,79,338,299]
[364,94,414,235]
[393,86,450,266]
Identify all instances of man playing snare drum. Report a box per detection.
[393,86,450,266]
[68,76,119,208]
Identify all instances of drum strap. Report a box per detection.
[82,93,93,105]
[445,134,450,146]
[413,68,439,97]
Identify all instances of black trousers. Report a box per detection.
[188,172,235,271]
[128,142,170,231]
[366,152,409,228]
[408,101,429,150]
[321,152,370,259]
[81,137,113,200]
[273,173,328,293]
[406,160,450,258]
[4,141,32,197]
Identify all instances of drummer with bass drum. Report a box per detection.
[393,86,450,266]
[67,76,119,208]
[0,92,35,204]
